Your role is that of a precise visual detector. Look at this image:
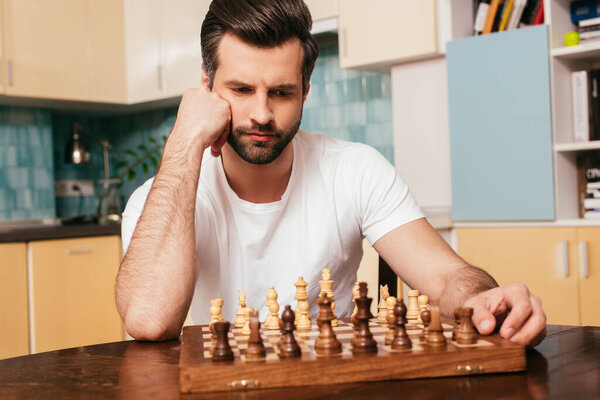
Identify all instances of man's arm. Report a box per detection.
[116,80,230,341]
[374,218,546,346]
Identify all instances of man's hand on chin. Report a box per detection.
[464,282,547,347]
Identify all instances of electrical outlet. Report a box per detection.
[54,180,95,197]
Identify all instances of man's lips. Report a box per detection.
[246,132,274,142]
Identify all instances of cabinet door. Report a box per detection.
[0,0,4,94]
[447,26,555,221]
[304,0,338,21]
[0,243,29,359]
[577,227,600,326]
[161,0,209,97]
[2,0,89,100]
[30,236,123,353]
[338,0,437,69]
[456,227,580,325]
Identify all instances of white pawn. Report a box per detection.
[265,302,281,330]
[264,286,278,326]
[209,298,224,327]
[296,300,312,330]
[417,294,429,322]
[241,306,255,335]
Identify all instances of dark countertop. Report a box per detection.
[1,325,598,399]
[0,223,121,243]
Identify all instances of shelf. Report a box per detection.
[554,141,600,152]
[551,42,600,60]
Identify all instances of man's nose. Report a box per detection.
[249,94,274,126]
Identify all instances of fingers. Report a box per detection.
[507,294,547,347]
[464,293,497,335]
[210,105,231,157]
[497,283,533,340]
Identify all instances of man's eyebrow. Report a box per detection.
[224,80,299,90]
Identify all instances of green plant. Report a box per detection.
[114,135,168,185]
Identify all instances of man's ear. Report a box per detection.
[201,68,210,90]
[303,82,310,102]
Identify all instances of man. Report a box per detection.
[116,0,546,346]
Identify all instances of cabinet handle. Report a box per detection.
[556,241,569,278]
[339,26,347,58]
[157,65,163,90]
[66,248,92,255]
[579,242,589,279]
[7,59,13,86]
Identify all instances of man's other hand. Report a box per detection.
[464,282,547,347]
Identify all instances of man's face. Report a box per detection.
[210,33,308,165]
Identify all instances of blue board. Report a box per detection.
[447,25,555,221]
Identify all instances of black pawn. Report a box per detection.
[246,311,266,360]
[351,282,378,354]
[391,299,412,350]
[278,305,301,358]
[212,321,234,362]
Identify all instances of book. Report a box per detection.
[533,0,544,24]
[584,210,600,218]
[584,198,600,209]
[578,16,600,27]
[571,0,600,24]
[508,0,528,30]
[474,0,491,35]
[589,182,600,190]
[483,0,503,34]
[499,0,514,31]
[578,154,600,217]
[589,69,600,141]
[572,70,590,142]
[521,0,543,25]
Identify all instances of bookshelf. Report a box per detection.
[546,0,600,221]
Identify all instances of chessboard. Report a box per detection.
[179,319,526,394]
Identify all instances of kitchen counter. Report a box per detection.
[0,224,121,243]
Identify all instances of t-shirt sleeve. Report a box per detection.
[121,177,154,255]
[347,145,425,245]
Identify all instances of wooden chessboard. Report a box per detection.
[179,319,526,394]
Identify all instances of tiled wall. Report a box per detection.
[0,107,55,220]
[0,40,394,220]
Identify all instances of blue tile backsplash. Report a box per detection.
[0,40,394,220]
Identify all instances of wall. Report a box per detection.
[0,39,395,221]
[0,107,55,220]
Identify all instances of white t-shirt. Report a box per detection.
[121,130,424,324]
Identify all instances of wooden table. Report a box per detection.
[1,325,599,399]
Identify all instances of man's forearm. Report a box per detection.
[116,138,204,341]
[438,265,499,318]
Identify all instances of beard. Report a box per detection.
[226,112,302,165]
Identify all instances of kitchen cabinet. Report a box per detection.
[1,0,90,101]
[456,226,600,326]
[304,0,338,22]
[29,236,123,353]
[0,243,29,359]
[338,0,438,69]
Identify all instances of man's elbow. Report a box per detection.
[123,313,181,342]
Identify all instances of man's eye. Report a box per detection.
[233,87,250,94]
[275,90,292,97]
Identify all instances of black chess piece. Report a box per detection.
[391,299,412,350]
[278,305,301,358]
[315,293,342,356]
[212,321,234,362]
[419,309,431,343]
[351,282,377,354]
[246,311,266,360]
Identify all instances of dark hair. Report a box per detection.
[201,0,318,93]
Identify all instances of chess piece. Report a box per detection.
[391,298,412,350]
[209,298,224,327]
[384,296,397,345]
[315,293,342,356]
[235,290,247,328]
[264,286,278,326]
[212,321,234,362]
[453,308,461,341]
[406,289,420,320]
[377,284,390,323]
[318,268,338,327]
[209,321,217,356]
[265,302,281,330]
[241,306,255,335]
[278,305,301,358]
[351,281,360,322]
[426,301,447,349]
[417,294,429,323]
[246,311,266,360]
[294,277,309,325]
[419,309,431,343]
[297,299,312,330]
[351,282,378,354]
[456,307,478,344]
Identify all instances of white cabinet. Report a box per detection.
[304,0,338,22]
